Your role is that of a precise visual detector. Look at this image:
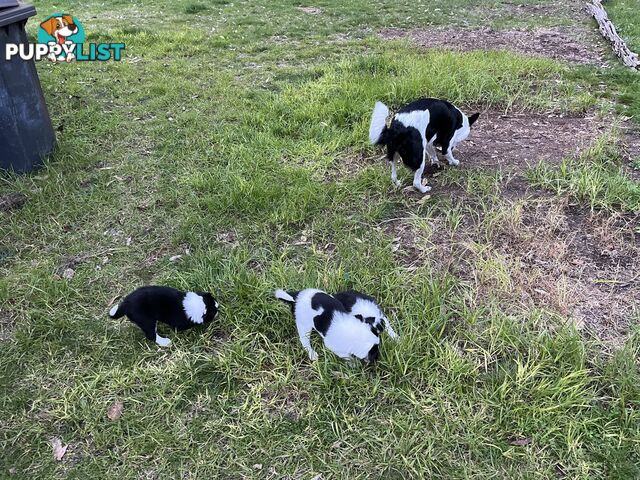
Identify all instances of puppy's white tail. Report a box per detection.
[369,101,389,144]
[109,303,124,319]
[275,289,295,303]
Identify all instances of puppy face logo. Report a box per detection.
[40,15,78,44]
[37,13,85,62]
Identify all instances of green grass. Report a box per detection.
[607,0,640,53]
[583,1,640,120]
[1,0,640,478]
[183,2,209,15]
[528,131,640,212]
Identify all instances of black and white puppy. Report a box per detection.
[109,286,219,346]
[275,288,380,362]
[333,290,399,340]
[369,98,480,193]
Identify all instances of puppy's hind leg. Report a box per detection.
[390,153,401,187]
[427,136,439,166]
[412,157,431,193]
[445,148,460,166]
[296,317,319,361]
[132,314,171,347]
[443,140,460,166]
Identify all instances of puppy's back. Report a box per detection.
[113,285,184,318]
[289,289,346,337]
[333,290,377,311]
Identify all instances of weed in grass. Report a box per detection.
[183,2,208,14]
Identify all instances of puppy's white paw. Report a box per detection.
[415,184,431,193]
[155,335,172,347]
[347,359,359,369]
[393,179,402,187]
[448,159,460,166]
[308,350,319,361]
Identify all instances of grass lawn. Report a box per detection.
[607,0,640,52]
[1,0,639,478]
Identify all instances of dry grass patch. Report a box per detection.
[382,196,638,346]
[327,150,385,181]
[260,386,310,421]
[381,26,608,66]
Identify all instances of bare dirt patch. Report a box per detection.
[0,308,15,341]
[458,110,608,172]
[0,192,27,212]
[381,26,608,66]
[297,6,322,15]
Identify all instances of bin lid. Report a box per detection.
[0,2,36,28]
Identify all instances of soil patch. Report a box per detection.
[457,110,607,172]
[0,308,15,341]
[380,26,608,66]
[0,192,27,212]
[297,6,322,15]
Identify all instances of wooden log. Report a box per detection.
[586,0,640,70]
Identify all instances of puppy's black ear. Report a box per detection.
[201,292,217,308]
[385,126,408,160]
[380,121,408,150]
[469,112,480,127]
[376,126,396,146]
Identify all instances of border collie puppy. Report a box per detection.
[275,288,380,362]
[333,290,399,340]
[369,98,480,192]
[108,286,219,346]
